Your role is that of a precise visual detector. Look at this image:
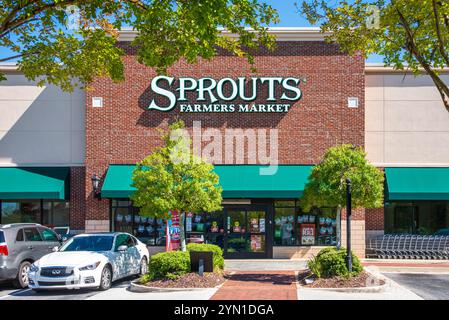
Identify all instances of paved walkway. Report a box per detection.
[210,271,297,300]
[362,259,449,274]
[225,259,307,271]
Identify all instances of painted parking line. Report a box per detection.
[0,288,31,299]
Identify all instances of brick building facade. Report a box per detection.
[82,34,366,257]
[1,28,448,260]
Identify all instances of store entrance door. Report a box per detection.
[224,205,272,259]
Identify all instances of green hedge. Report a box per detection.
[307,247,363,278]
[147,251,191,280]
[186,243,224,271]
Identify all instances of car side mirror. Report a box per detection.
[117,245,128,252]
[52,246,59,252]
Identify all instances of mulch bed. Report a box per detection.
[140,272,229,288]
[297,270,385,288]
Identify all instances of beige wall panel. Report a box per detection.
[365,100,384,132]
[0,73,85,166]
[384,100,449,132]
[384,74,449,101]
[365,132,384,164]
[365,74,384,101]
[384,132,449,164]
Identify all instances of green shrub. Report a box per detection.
[186,243,224,271]
[307,247,363,278]
[147,251,191,280]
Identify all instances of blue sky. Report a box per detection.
[0,1,383,63]
[264,0,383,63]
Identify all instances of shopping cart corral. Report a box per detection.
[366,234,449,259]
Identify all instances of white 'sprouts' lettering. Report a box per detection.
[148,76,302,112]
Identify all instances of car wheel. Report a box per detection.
[98,265,112,291]
[13,261,31,289]
[139,257,148,276]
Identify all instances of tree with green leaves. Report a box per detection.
[131,119,222,251]
[300,144,384,247]
[299,0,449,112]
[0,0,278,91]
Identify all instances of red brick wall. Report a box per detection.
[341,207,365,221]
[69,167,86,230]
[366,207,384,230]
[85,41,365,222]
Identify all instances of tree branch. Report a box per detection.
[0,53,25,63]
[432,0,449,66]
[395,4,449,111]
[0,0,79,36]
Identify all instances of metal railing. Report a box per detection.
[366,234,449,259]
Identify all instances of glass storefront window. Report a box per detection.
[274,201,337,247]
[385,201,449,235]
[274,207,296,245]
[111,200,167,246]
[1,201,40,224]
[42,201,70,227]
[0,200,70,227]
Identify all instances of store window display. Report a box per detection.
[111,200,166,246]
[186,212,224,247]
[274,201,337,246]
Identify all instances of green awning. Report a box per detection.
[214,165,313,198]
[101,164,313,199]
[385,167,449,201]
[0,167,69,200]
[101,165,137,198]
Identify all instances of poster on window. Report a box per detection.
[251,235,262,251]
[300,224,316,245]
[259,218,265,233]
[186,212,193,232]
[166,210,181,251]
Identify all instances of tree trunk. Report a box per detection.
[394,4,449,112]
[179,211,187,252]
[336,206,342,250]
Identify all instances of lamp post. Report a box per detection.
[91,174,101,199]
[346,178,352,273]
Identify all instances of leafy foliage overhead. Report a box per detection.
[301,144,384,211]
[300,0,449,112]
[0,1,279,91]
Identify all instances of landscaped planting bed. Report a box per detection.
[139,243,228,289]
[140,271,229,288]
[298,270,385,288]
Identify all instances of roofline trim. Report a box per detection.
[118,27,332,42]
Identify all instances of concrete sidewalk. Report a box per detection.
[362,259,449,274]
[225,259,307,271]
[298,267,423,300]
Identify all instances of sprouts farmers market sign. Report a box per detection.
[148,76,303,113]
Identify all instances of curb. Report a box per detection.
[128,274,231,293]
[129,280,222,293]
[295,269,389,293]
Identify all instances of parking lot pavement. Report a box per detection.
[88,285,218,300]
[0,277,135,300]
[383,273,449,300]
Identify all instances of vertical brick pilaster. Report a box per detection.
[69,166,86,231]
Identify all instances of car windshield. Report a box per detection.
[0,231,4,243]
[59,235,113,252]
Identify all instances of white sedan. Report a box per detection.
[28,232,149,291]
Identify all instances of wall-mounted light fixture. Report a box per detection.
[91,174,101,200]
